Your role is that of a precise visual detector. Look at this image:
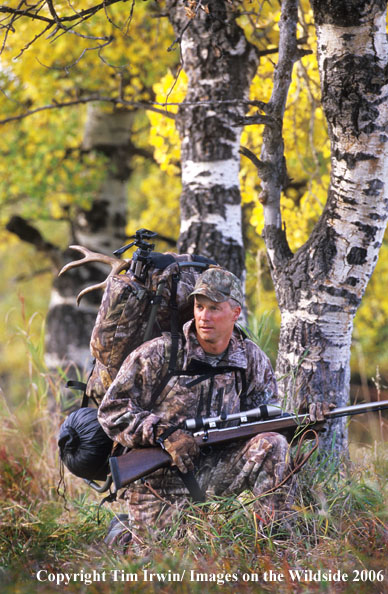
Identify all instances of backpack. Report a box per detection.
[61,229,217,404]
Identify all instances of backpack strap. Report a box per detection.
[240,368,247,397]
[149,369,175,408]
[168,272,181,373]
[66,359,99,408]
[66,380,87,392]
[66,380,90,408]
[149,253,176,269]
[237,368,249,410]
[150,359,245,408]
[149,329,185,408]
[173,360,245,386]
[143,279,166,343]
[178,255,217,269]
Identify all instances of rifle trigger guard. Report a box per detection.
[155,438,166,451]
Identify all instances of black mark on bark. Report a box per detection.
[347,246,367,265]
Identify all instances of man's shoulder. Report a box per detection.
[240,334,273,367]
[243,336,265,353]
[233,327,260,353]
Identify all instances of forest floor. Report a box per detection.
[0,396,387,594]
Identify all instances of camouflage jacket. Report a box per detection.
[98,320,278,448]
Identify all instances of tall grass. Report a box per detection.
[0,315,387,593]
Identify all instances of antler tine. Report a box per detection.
[58,245,129,305]
[74,280,114,306]
[58,245,121,276]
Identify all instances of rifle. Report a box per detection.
[108,399,388,491]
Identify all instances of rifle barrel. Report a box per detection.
[326,400,388,419]
[108,400,388,490]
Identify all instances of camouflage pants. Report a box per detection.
[123,432,293,533]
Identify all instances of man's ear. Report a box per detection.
[233,306,241,322]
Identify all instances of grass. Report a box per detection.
[1,393,387,594]
[0,318,387,593]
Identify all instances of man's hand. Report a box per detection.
[308,402,335,422]
[163,429,200,474]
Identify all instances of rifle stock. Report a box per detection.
[109,399,388,491]
[110,447,172,490]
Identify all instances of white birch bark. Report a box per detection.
[264,0,388,451]
[167,0,259,278]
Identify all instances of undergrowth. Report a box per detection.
[1,396,387,594]
[0,316,387,593]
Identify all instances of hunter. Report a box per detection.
[98,267,323,547]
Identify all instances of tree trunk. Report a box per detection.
[167,0,259,278]
[76,105,134,253]
[45,106,134,399]
[265,0,388,451]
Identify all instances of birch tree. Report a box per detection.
[166,0,259,278]
[45,106,135,384]
[0,4,172,394]
[5,107,136,401]
[1,0,388,451]
[245,0,388,450]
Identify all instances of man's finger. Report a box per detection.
[309,402,317,422]
[315,403,326,422]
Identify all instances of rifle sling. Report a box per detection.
[176,469,206,503]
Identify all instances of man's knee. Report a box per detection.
[244,432,290,464]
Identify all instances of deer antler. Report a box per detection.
[58,245,129,305]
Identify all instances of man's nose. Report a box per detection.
[201,307,211,320]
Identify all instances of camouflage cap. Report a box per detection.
[189,267,244,306]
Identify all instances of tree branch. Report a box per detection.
[0,96,291,126]
[239,146,273,197]
[259,0,299,265]
[0,96,178,125]
[0,0,125,58]
[0,6,51,24]
[46,0,63,28]
[234,112,275,127]
[0,0,123,26]
[6,215,62,268]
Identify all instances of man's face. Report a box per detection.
[194,295,241,351]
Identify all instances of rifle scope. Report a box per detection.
[185,404,282,431]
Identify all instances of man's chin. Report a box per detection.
[199,332,215,344]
